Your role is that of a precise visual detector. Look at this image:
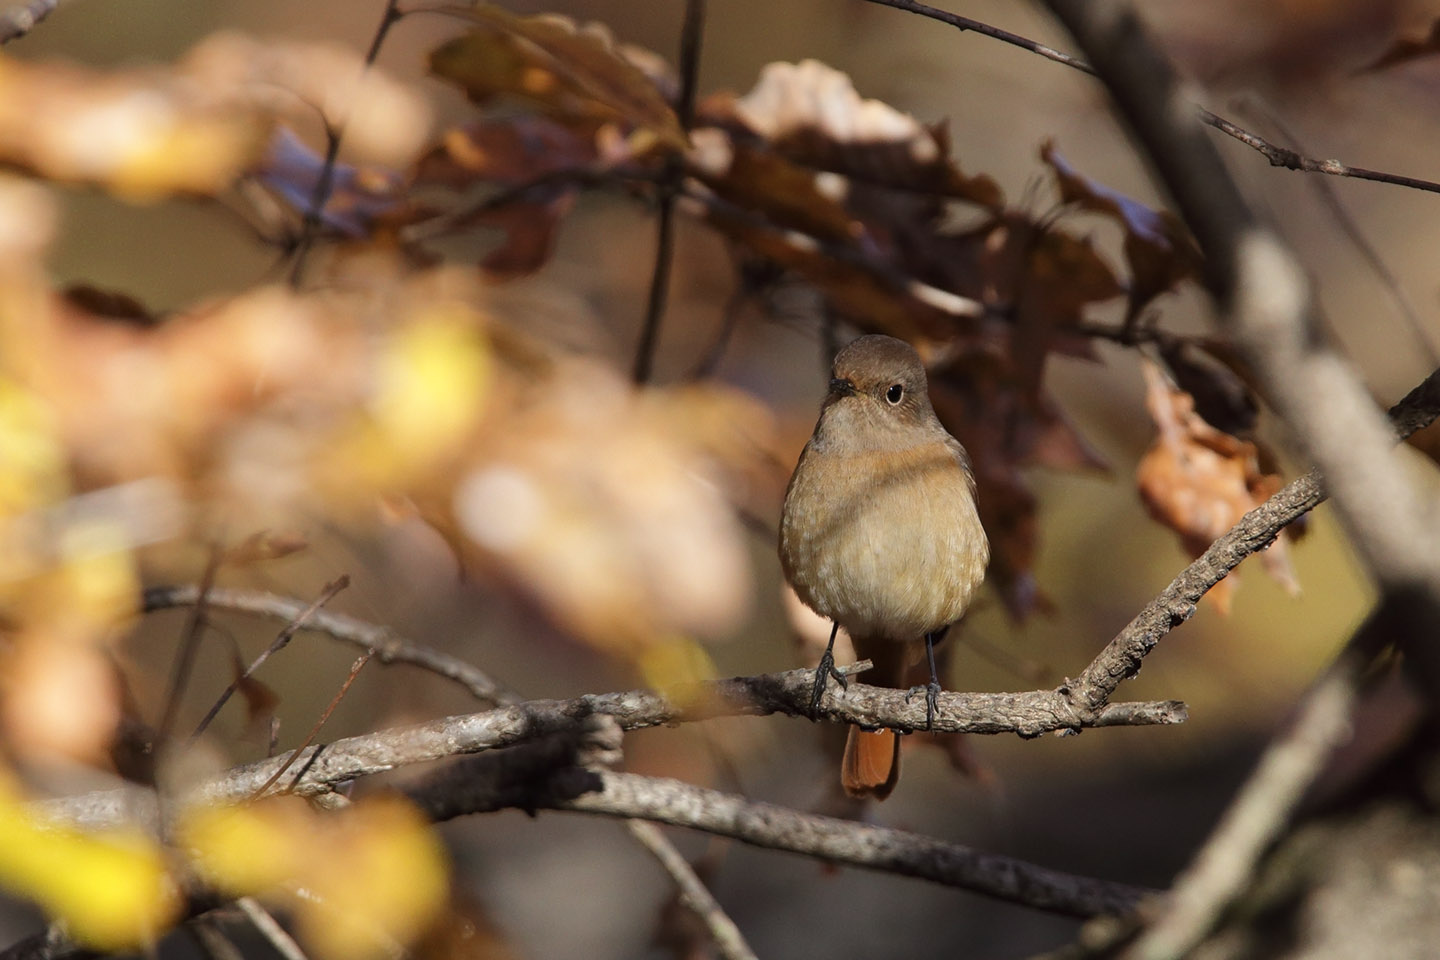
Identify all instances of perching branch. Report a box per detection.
[45,666,1182,829]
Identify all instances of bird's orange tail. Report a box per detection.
[842,727,900,799]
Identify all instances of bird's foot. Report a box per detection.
[810,648,848,717]
[905,681,943,730]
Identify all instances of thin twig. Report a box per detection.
[627,821,758,960]
[191,576,351,740]
[253,652,372,797]
[235,899,310,960]
[0,0,61,44]
[861,0,1440,198]
[1235,101,1440,366]
[158,546,222,742]
[632,0,706,384]
[144,584,516,707]
[287,0,405,286]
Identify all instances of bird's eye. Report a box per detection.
[885,383,904,405]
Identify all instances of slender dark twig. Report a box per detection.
[190,576,351,740]
[1234,101,1440,366]
[253,653,372,797]
[287,0,405,286]
[861,0,1440,198]
[632,0,706,384]
[158,547,222,741]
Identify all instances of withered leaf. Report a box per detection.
[1041,141,1201,323]
[698,60,1002,209]
[413,116,601,189]
[230,649,281,738]
[1158,338,1259,437]
[428,5,685,157]
[255,127,407,238]
[1135,358,1297,613]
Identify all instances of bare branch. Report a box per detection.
[633,0,707,384]
[627,821,758,960]
[287,0,405,286]
[862,0,1440,198]
[1077,365,1440,715]
[1120,629,1371,960]
[410,760,1151,919]
[144,585,517,707]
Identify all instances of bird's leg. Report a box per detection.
[905,629,947,730]
[810,621,847,716]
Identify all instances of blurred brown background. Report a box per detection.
[7,0,1440,956]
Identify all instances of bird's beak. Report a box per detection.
[828,377,856,397]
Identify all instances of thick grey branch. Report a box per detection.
[399,740,1151,919]
[542,771,1148,918]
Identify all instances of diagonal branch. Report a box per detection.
[405,758,1153,919]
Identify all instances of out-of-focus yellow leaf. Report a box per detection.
[0,378,67,519]
[638,635,718,712]
[302,796,449,960]
[180,797,308,894]
[181,795,449,960]
[371,308,491,468]
[0,783,180,950]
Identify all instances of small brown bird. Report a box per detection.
[780,335,988,799]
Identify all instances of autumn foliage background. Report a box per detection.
[3,0,1440,957]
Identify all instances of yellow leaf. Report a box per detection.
[178,797,307,895]
[0,787,180,950]
[638,635,717,712]
[300,796,450,960]
[371,307,490,467]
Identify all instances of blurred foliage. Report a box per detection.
[0,0,1433,957]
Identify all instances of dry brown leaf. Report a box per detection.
[428,5,684,159]
[706,60,1001,208]
[1135,357,1298,612]
[184,32,432,167]
[1041,142,1202,324]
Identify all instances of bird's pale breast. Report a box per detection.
[780,438,988,641]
